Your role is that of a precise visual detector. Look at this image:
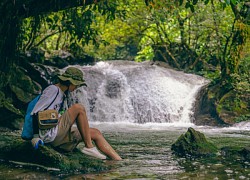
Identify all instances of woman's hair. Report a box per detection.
[58,79,71,86]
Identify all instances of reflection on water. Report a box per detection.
[1,123,249,179]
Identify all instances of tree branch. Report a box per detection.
[11,0,100,18]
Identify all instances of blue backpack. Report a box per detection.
[21,95,41,140]
[21,87,60,140]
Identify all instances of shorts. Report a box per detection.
[50,110,82,152]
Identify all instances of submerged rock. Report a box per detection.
[171,127,218,157]
[0,130,109,173]
[221,146,250,162]
[241,147,250,161]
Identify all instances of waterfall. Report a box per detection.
[68,61,209,124]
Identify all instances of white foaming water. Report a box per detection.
[69,61,209,125]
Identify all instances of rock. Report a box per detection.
[0,65,44,130]
[193,84,226,126]
[221,146,250,162]
[241,147,250,161]
[171,127,218,157]
[0,130,109,173]
[220,146,242,159]
[0,91,23,129]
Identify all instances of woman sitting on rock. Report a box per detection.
[31,67,122,160]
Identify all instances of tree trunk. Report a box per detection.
[0,2,21,87]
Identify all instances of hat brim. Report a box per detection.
[58,75,87,86]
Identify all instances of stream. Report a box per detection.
[0,61,249,179]
[0,123,249,179]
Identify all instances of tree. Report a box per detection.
[0,0,102,88]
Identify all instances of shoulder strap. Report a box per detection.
[33,86,60,136]
[44,87,60,110]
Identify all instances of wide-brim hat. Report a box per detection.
[58,67,87,86]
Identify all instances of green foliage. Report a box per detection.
[197,69,220,82]
[18,1,125,59]
[16,0,250,122]
[230,72,250,111]
[234,114,250,123]
[83,0,148,60]
[135,46,154,62]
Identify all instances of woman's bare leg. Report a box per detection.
[90,128,122,160]
[67,104,121,160]
[67,104,93,148]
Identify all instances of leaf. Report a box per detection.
[193,0,198,5]
[179,0,184,6]
[230,0,237,5]
[204,0,209,5]
[190,5,195,12]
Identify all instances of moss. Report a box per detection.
[171,127,218,157]
[0,131,109,173]
[234,114,250,123]
[10,85,34,103]
[0,91,22,115]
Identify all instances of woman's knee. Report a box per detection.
[90,128,103,140]
[71,104,86,114]
[68,104,87,122]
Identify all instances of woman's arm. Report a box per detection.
[31,85,59,115]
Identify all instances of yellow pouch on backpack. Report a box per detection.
[38,109,59,129]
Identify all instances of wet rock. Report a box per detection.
[220,146,243,159]
[241,147,250,161]
[0,131,109,173]
[221,146,250,162]
[171,127,218,157]
[193,84,225,126]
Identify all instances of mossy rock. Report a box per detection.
[171,127,218,157]
[241,147,250,161]
[221,146,250,162]
[208,83,250,125]
[0,131,109,173]
[0,91,23,129]
[9,66,42,103]
[220,146,243,159]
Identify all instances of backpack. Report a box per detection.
[21,95,41,140]
[21,87,60,140]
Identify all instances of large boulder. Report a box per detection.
[0,60,60,130]
[0,65,43,130]
[193,84,226,126]
[0,130,109,173]
[171,127,218,157]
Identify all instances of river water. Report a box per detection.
[78,122,250,180]
[1,123,249,179]
[1,61,249,179]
